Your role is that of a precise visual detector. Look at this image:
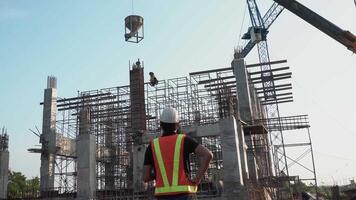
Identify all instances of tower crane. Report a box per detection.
[240,0,356,58]
[238,0,355,199]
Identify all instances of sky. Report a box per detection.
[0,0,355,186]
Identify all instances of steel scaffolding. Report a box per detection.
[31,60,317,199]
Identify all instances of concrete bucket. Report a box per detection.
[125,15,144,40]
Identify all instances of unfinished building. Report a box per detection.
[29,56,317,199]
[0,128,9,200]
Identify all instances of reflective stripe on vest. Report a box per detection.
[152,134,197,195]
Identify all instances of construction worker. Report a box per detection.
[143,107,213,200]
[149,72,158,86]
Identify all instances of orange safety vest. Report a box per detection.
[151,134,197,196]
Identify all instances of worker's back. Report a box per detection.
[143,107,213,200]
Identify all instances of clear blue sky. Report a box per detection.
[0,0,355,185]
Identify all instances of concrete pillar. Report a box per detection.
[232,58,252,122]
[0,131,9,199]
[129,59,146,189]
[219,116,247,200]
[77,108,96,199]
[249,83,260,120]
[133,144,145,192]
[130,59,146,132]
[235,120,249,182]
[0,151,9,199]
[104,119,115,190]
[232,58,258,181]
[40,76,57,195]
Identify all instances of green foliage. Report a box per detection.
[291,181,317,195]
[7,170,40,198]
[26,177,40,197]
[318,185,333,199]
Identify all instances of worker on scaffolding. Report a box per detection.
[143,107,213,200]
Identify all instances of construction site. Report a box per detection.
[0,0,355,200]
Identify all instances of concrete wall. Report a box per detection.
[0,151,9,199]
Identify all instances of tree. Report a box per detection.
[7,170,40,198]
[26,177,40,197]
[7,171,26,198]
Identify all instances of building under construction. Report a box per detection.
[0,0,352,197]
[27,55,318,200]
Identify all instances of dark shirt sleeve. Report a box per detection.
[184,136,199,154]
[182,135,199,174]
[144,144,153,166]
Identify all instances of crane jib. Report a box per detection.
[273,0,356,53]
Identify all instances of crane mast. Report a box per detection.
[240,1,291,199]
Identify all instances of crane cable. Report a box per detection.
[237,2,248,48]
[131,0,134,14]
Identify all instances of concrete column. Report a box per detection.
[40,76,57,195]
[0,151,9,199]
[232,58,252,122]
[235,120,249,182]
[77,108,96,200]
[246,139,258,181]
[219,116,247,200]
[232,58,258,181]
[249,83,260,120]
[129,60,146,132]
[129,60,146,189]
[104,120,115,190]
[133,144,145,192]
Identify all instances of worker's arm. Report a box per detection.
[143,165,153,182]
[143,144,154,183]
[191,144,213,185]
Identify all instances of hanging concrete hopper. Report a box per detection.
[124,15,144,43]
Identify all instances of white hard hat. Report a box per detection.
[160,107,179,123]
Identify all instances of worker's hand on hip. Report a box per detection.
[190,177,201,186]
